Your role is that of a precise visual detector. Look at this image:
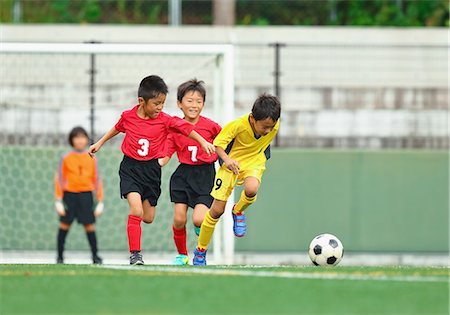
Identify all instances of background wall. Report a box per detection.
[1,147,447,253]
[1,25,447,149]
[235,149,449,253]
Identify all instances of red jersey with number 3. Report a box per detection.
[165,116,221,165]
[115,105,194,161]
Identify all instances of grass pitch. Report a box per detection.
[0,264,448,315]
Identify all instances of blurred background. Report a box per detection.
[0,0,448,265]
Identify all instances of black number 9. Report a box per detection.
[215,178,223,190]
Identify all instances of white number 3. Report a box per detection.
[137,138,150,156]
[188,146,198,162]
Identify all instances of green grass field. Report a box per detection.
[0,264,448,315]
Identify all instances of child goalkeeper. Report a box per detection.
[55,126,104,264]
[192,94,281,266]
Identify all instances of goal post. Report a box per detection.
[0,42,235,264]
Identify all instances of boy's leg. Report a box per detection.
[193,200,226,266]
[173,203,188,256]
[84,223,102,264]
[126,192,144,254]
[142,199,156,224]
[197,200,227,250]
[57,222,71,263]
[232,176,260,237]
[234,176,260,214]
[192,203,209,234]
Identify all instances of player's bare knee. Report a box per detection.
[192,217,203,227]
[244,187,258,198]
[84,224,95,232]
[173,217,187,228]
[142,216,154,224]
[59,222,71,231]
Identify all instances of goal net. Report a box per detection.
[0,42,235,264]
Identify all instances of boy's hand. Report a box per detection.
[158,157,170,167]
[224,157,240,175]
[55,200,66,217]
[94,202,104,217]
[201,141,216,156]
[88,142,102,157]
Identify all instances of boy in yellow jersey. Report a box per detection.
[193,94,281,265]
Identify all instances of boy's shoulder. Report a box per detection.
[121,105,139,115]
[199,115,220,127]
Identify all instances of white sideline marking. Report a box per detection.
[99,265,447,283]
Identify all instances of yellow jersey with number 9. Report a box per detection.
[213,114,279,171]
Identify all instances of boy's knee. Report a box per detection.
[173,217,187,228]
[59,222,71,231]
[244,187,258,198]
[192,217,203,227]
[84,224,95,232]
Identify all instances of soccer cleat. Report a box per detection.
[232,207,247,237]
[172,254,189,266]
[56,257,64,264]
[193,248,207,266]
[130,251,144,265]
[92,255,103,265]
[194,226,201,236]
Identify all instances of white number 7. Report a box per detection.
[137,138,150,156]
[188,146,198,162]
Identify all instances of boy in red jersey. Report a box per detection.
[55,126,104,264]
[89,75,215,265]
[160,79,221,265]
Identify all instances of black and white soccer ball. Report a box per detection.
[308,233,344,266]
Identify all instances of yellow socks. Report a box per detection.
[233,190,257,214]
[197,210,219,250]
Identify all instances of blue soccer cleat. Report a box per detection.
[172,254,189,266]
[193,248,207,266]
[194,226,201,236]
[232,207,247,237]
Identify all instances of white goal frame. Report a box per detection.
[0,42,235,264]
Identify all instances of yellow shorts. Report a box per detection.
[210,166,265,202]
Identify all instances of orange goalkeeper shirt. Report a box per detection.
[55,150,103,201]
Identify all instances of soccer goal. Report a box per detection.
[0,42,235,264]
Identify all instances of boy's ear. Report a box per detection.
[249,113,256,123]
[177,100,182,108]
[138,97,146,105]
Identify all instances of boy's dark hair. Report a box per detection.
[138,75,169,101]
[177,79,206,102]
[68,126,89,146]
[251,93,281,121]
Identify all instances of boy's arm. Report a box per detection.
[216,146,240,175]
[54,157,66,216]
[168,115,215,156]
[159,133,176,167]
[214,119,240,174]
[188,130,215,156]
[89,127,120,156]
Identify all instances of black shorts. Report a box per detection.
[170,163,215,209]
[119,155,162,206]
[61,191,95,225]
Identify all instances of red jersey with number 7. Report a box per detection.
[115,105,194,161]
[165,116,221,165]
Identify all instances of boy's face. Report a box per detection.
[249,115,277,137]
[72,134,89,151]
[177,90,204,121]
[139,93,166,118]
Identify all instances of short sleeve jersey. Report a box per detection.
[165,116,221,165]
[115,105,194,161]
[213,113,280,170]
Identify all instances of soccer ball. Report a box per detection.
[308,233,344,266]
